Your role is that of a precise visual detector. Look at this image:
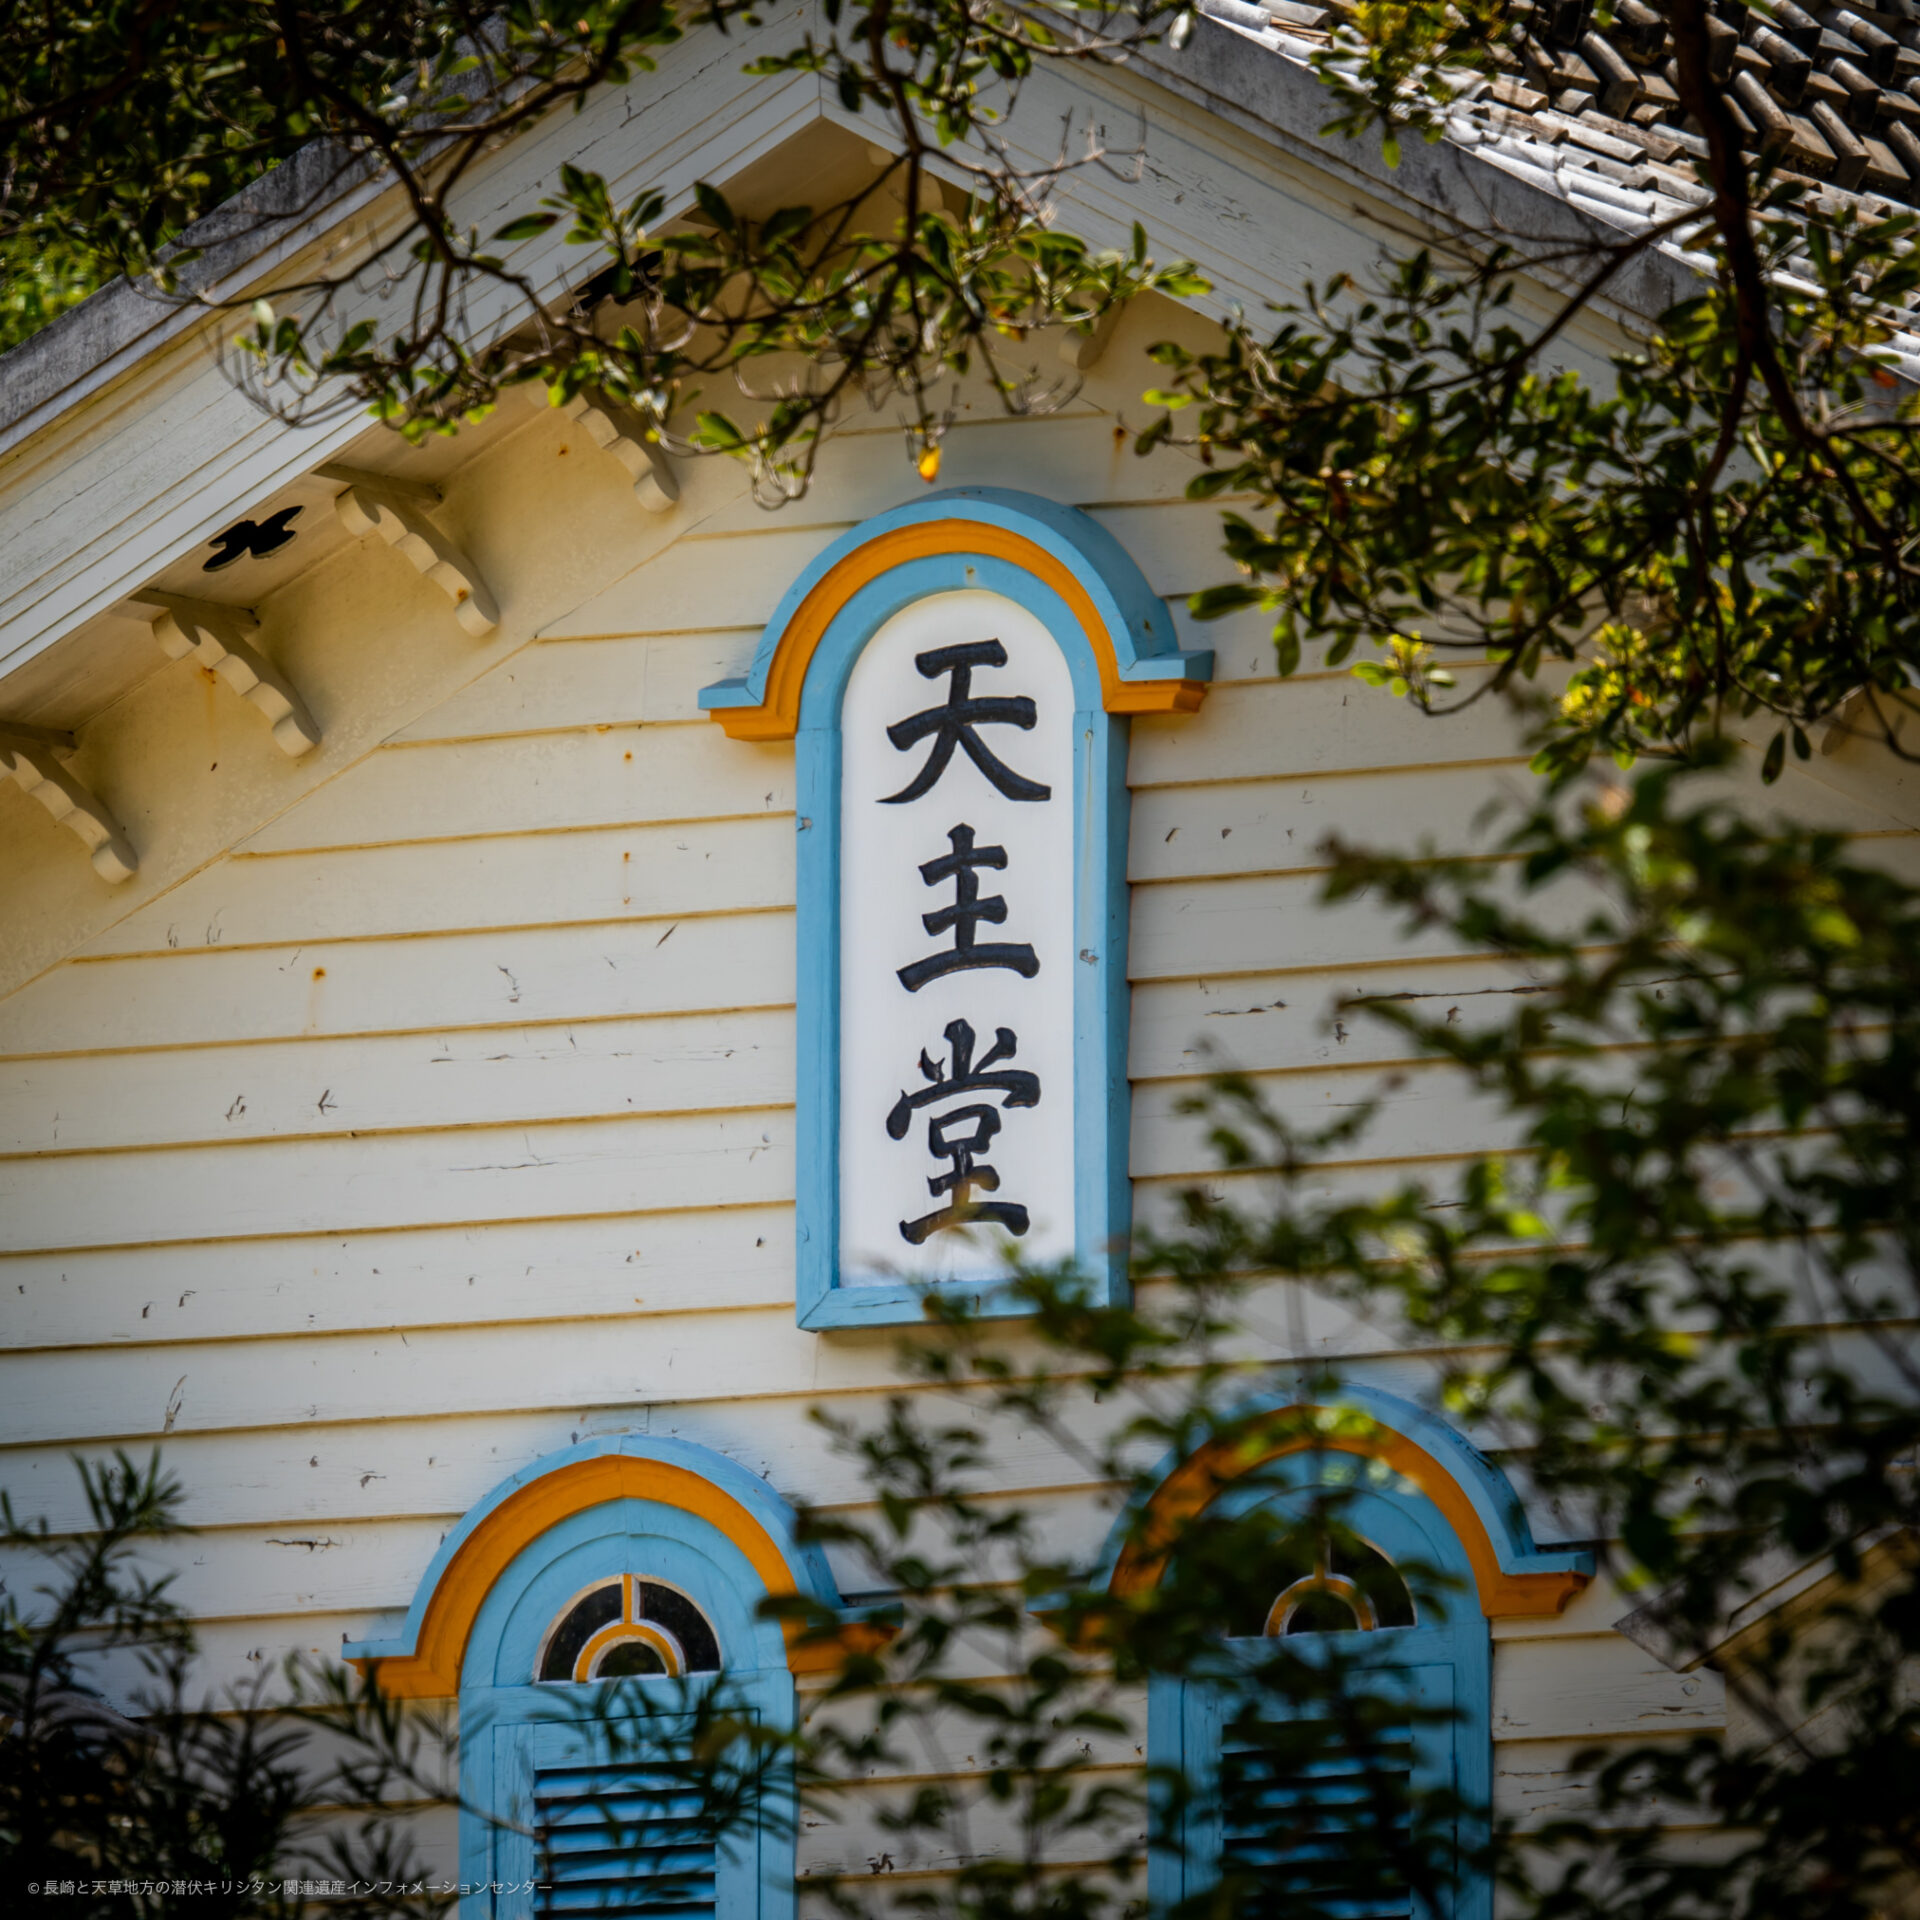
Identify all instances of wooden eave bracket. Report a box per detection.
[131,592,321,758]
[0,726,137,883]
[522,384,680,513]
[322,464,500,636]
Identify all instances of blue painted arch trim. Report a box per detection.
[342,1435,843,1678]
[698,488,1212,721]
[1083,1384,1594,1606]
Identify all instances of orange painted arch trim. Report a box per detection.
[702,506,1211,742]
[347,1454,850,1699]
[1110,1414,1590,1621]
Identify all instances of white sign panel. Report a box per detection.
[837,590,1076,1285]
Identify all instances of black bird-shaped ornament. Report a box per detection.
[203,505,303,571]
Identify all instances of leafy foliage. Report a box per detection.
[0,1454,448,1916]
[1143,2,1920,774]
[9,2,1920,745]
[712,758,1920,1920]
[1,0,1202,500]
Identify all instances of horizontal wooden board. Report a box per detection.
[392,632,760,740]
[542,497,1242,645]
[77,813,797,957]
[1128,860,1601,982]
[543,522,850,641]
[1492,1634,1724,1742]
[242,723,794,853]
[0,1299,864,1450]
[691,406,1194,539]
[0,1297,1454,1455]
[123,1611,385,1698]
[1129,956,1557,1081]
[1494,1732,1715,1830]
[0,1106,795,1253]
[1129,870,1469,983]
[1126,1155,1507,1241]
[1130,760,1536,882]
[0,1377,1126,1532]
[0,1007,796,1155]
[0,1486,1127,1623]
[3,988,1540,1172]
[392,612,1309,758]
[0,910,795,1057]
[1129,1058,1513,1181]
[1127,675,1532,790]
[0,1203,794,1353]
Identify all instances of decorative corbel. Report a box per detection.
[132,593,321,757]
[0,724,138,883]
[522,385,679,513]
[321,464,499,636]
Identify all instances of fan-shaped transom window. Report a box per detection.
[536,1575,722,1683]
[1219,1516,1418,1639]
[1262,1530,1416,1637]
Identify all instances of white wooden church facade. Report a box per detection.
[3,10,1912,1912]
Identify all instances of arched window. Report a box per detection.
[344,1438,850,1920]
[1110,1393,1592,1920]
[536,1576,723,1682]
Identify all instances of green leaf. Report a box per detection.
[491,212,560,242]
[693,181,736,230]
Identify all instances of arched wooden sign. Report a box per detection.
[701,490,1212,1328]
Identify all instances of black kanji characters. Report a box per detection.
[897,823,1040,991]
[881,640,1052,805]
[886,1019,1040,1245]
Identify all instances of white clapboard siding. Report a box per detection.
[794,1780,1141,1880]
[0,1008,796,1155]
[241,724,795,854]
[0,1302,890,1447]
[541,496,1244,646]
[0,1486,1130,1624]
[0,1330,1487,1491]
[0,910,795,1057]
[1126,1158,1493,1239]
[1492,1635,1725,1741]
[390,611,1296,759]
[393,609,1312,759]
[1129,761,1537,882]
[691,406,1190,540]
[0,1205,795,1351]
[0,1383,1129,1534]
[1130,1058,1518,1181]
[1129,676,1530,789]
[393,633,761,741]
[0,1107,796,1254]
[1494,1735,1717,1830]
[544,523,852,640]
[1129,957,1557,1081]
[77,814,797,957]
[1132,850,1617,983]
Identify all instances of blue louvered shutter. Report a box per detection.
[525,1721,719,1919]
[1143,1460,1494,1920]
[1177,1660,1456,1920]
[490,1704,771,1920]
